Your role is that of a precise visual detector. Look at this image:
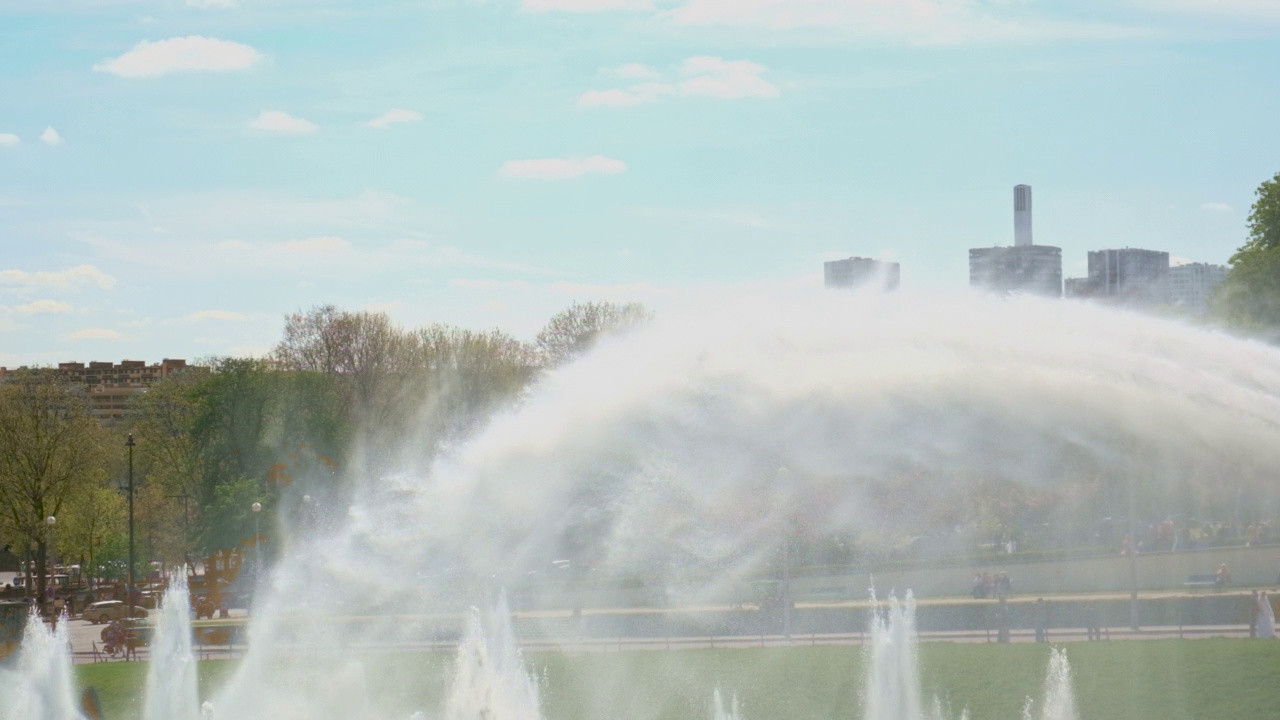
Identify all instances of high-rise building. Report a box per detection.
[969,184,1063,297]
[1169,262,1227,314]
[969,246,1063,297]
[0,358,192,421]
[1085,248,1170,306]
[824,257,901,291]
[1014,184,1033,247]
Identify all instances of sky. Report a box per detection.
[1,0,1279,366]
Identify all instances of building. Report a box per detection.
[1085,248,1170,306]
[1014,184,1033,247]
[1064,277,1092,299]
[0,359,190,421]
[824,257,901,291]
[969,246,1063,297]
[1169,262,1228,314]
[969,184,1063,297]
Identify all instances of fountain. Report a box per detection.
[7,292,1280,719]
[864,594,926,720]
[1024,649,1078,720]
[144,573,200,720]
[0,612,80,720]
[443,594,544,720]
[713,689,742,720]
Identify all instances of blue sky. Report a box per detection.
[2,0,1279,366]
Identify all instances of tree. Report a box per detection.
[0,370,107,605]
[1214,172,1280,333]
[414,324,539,440]
[275,306,417,444]
[55,485,126,589]
[536,301,652,366]
[127,367,209,560]
[189,358,281,551]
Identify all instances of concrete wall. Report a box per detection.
[512,544,1280,611]
[786,544,1280,601]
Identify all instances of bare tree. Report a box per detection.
[415,325,539,431]
[536,301,652,367]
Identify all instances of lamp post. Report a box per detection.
[776,467,793,641]
[125,433,136,623]
[1127,469,1140,631]
[251,501,262,615]
[301,494,312,533]
[45,515,56,620]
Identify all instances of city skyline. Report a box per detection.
[2,1,1276,365]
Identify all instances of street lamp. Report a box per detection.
[45,515,56,618]
[125,433,136,623]
[251,501,262,614]
[1127,467,1140,631]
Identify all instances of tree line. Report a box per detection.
[0,300,649,597]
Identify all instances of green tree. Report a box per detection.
[0,370,108,605]
[55,485,126,589]
[536,301,652,366]
[189,358,281,552]
[127,367,209,561]
[1214,172,1280,332]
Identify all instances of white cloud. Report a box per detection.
[499,156,628,180]
[1200,202,1232,212]
[365,109,424,129]
[94,36,263,78]
[39,127,63,146]
[68,328,125,341]
[0,265,116,290]
[15,300,73,315]
[449,278,533,290]
[187,0,237,7]
[662,0,1144,44]
[1130,0,1280,21]
[0,134,19,146]
[268,236,351,253]
[362,301,404,313]
[250,111,318,134]
[521,0,652,11]
[578,56,778,107]
[186,309,247,321]
[604,63,660,79]
[577,83,675,107]
[677,56,779,98]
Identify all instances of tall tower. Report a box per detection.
[1014,184,1032,247]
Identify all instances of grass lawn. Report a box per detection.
[77,639,1280,720]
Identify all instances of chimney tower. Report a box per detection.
[1014,184,1033,247]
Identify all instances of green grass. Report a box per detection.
[77,640,1280,720]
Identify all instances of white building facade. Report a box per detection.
[1169,262,1228,315]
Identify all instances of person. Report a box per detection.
[1256,591,1277,639]
[1086,601,1104,641]
[993,597,1010,644]
[1214,563,1230,591]
[971,573,985,599]
[1034,598,1048,643]
[1250,591,1260,638]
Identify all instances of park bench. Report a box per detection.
[1184,574,1218,591]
